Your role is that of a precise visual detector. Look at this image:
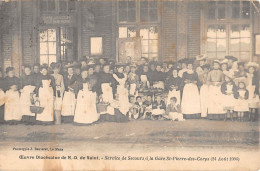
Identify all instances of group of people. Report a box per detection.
[0,54,259,125]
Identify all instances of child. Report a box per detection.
[51,63,65,124]
[234,81,249,121]
[61,64,77,123]
[246,62,259,121]
[139,65,151,92]
[165,97,184,121]
[127,65,139,96]
[166,68,182,105]
[127,95,136,120]
[133,96,145,119]
[142,95,153,119]
[20,65,36,125]
[221,75,237,121]
[4,67,21,124]
[152,94,166,120]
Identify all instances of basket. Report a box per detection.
[30,100,44,114]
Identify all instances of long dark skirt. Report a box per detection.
[22,115,36,125]
[61,116,74,123]
[0,105,4,124]
[183,113,201,119]
[36,120,54,125]
[207,114,226,120]
[100,109,129,122]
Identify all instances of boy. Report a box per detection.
[164,97,184,121]
[152,94,166,120]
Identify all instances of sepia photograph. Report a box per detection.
[0,0,259,170]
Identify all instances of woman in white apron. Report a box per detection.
[207,60,226,120]
[20,65,36,125]
[166,68,182,105]
[61,64,77,123]
[51,63,65,125]
[246,62,259,121]
[4,67,21,124]
[113,64,129,115]
[234,81,249,121]
[199,64,210,118]
[181,61,201,119]
[74,83,99,125]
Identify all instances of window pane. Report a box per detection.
[128,27,136,37]
[91,37,103,55]
[40,30,48,42]
[218,7,225,19]
[48,42,56,54]
[218,1,225,5]
[149,1,157,8]
[208,7,216,20]
[240,38,250,51]
[142,40,148,53]
[68,0,76,11]
[128,9,136,22]
[48,29,56,41]
[232,7,240,19]
[207,39,217,51]
[240,52,250,62]
[40,55,49,65]
[207,25,216,38]
[40,42,48,55]
[241,25,250,37]
[119,10,127,22]
[119,27,127,38]
[140,28,149,39]
[149,40,158,53]
[241,6,250,19]
[128,1,136,8]
[60,1,67,11]
[230,39,240,51]
[232,1,240,5]
[48,0,55,11]
[140,1,148,9]
[217,52,226,59]
[149,9,158,22]
[40,1,48,12]
[140,9,148,22]
[149,27,158,39]
[217,25,226,38]
[119,1,127,9]
[217,39,226,51]
[49,55,57,65]
[231,25,240,38]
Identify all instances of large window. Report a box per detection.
[205,1,251,61]
[140,27,158,59]
[140,1,158,22]
[39,29,57,65]
[40,0,76,12]
[118,0,136,23]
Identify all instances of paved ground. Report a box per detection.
[0,119,259,150]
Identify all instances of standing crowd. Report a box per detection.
[0,55,259,126]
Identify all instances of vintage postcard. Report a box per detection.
[0,0,259,170]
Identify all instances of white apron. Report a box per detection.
[61,91,76,116]
[181,83,201,114]
[234,90,249,112]
[223,84,235,110]
[74,90,99,124]
[167,89,180,105]
[129,83,137,96]
[4,90,21,121]
[247,85,259,109]
[20,85,35,117]
[117,85,130,115]
[36,87,54,122]
[200,84,209,117]
[101,83,113,103]
[208,84,225,114]
[0,89,5,106]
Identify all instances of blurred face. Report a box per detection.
[137,97,142,103]
[199,60,205,66]
[68,68,73,75]
[187,64,193,70]
[24,67,31,76]
[33,66,40,73]
[125,66,130,73]
[130,67,136,73]
[147,96,152,102]
[7,70,14,77]
[41,68,48,76]
[181,63,187,69]
[95,65,101,73]
[221,64,228,71]
[126,56,131,63]
[172,70,178,77]
[117,67,123,73]
[143,66,149,72]
[129,97,135,103]
[239,82,245,89]
[81,61,87,68]
[170,99,176,105]
[81,71,88,79]
[163,63,167,68]
[99,59,105,65]
[103,66,110,73]
[150,64,155,71]
[248,67,255,74]
[88,68,94,75]
[168,64,173,69]
[238,65,244,72]
[156,66,161,72]
[53,68,59,74]
[141,58,146,65]
[75,68,80,75]
[213,63,220,70]
[156,96,161,101]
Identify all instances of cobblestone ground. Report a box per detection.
[0,119,259,149]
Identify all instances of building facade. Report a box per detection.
[0,0,259,76]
